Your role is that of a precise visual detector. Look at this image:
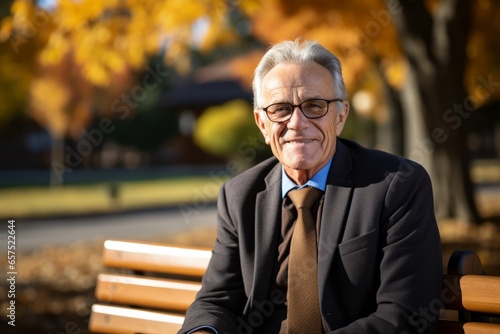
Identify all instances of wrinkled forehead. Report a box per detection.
[261,62,335,103]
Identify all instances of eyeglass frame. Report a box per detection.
[260,98,344,123]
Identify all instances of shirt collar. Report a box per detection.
[281,158,333,198]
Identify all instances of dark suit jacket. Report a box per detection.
[180,138,442,334]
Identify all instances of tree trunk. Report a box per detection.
[390,0,480,222]
[375,59,405,156]
[50,132,65,187]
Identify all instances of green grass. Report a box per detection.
[0,176,226,219]
[1,159,498,220]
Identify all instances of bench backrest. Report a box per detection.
[89,242,500,334]
[439,249,500,334]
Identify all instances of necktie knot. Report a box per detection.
[287,186,323,210]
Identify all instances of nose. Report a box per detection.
[287,105,308,128]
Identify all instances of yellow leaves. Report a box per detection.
[57,0,120,31]
[29,73,95,139]
[158,0,210,31]
[30,77,70,137]
[382,59,406,89]
[152,0,235,68]
[1,0,240,86]
[71,24,127,85]
[245,0,407,95]
[39,31,69,65]
[2,0,39,43]
[10,0,35,25]
[0,17,13,42]
[82,61,109,87]
[239,0,262,16]
[11,0,31,15]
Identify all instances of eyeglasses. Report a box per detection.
[261,98,343,123]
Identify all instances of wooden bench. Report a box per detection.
[88,240,211,333]
[89,241,500,333]
[439,250,500,333]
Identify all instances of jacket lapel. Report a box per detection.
[247,162,282,310]
[318,140,354,304]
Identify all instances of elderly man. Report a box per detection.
[179,39,442,334]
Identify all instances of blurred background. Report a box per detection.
[0,0,499,333]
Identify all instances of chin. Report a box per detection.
[285,159,316,171]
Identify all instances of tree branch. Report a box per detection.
[388,0,436,74]
[434,0,472,72]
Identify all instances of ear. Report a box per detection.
[254,108,270,145]
[335,100,349,136]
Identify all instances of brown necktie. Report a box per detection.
[286,187,324,334]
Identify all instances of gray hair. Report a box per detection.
[252,39,348,110]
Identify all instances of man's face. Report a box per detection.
[254,61,349,184]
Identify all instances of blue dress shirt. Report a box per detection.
[282,158,333,198]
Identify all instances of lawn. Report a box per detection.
[1,159,497,220]
[0,175,225,219]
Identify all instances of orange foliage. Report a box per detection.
[238,0,500,114]
[1,0,499,138]
[1,0,239,86]
[0,0,242,137]
[230,0,404,122]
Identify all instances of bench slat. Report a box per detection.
[442,274,500,314]
[438,320,500,334]
[89,304,184,334]
[460,275,500,314]
[95,273,201,312]
[102,240,211,277]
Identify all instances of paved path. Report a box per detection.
[7,183,500,252]
[12,204,218,251]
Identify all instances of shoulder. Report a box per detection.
[224,156,280,193]
[340,138,404,166]
[339,138,430,184]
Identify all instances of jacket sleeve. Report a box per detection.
[179,183,247,334]
[331,162,442,334]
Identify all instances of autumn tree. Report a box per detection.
[0,0,255,184]
[240,0,500,223]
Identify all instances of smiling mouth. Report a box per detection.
[286,139,314,144]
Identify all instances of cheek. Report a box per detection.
[268,123,285,144]
[320,115,338,142]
